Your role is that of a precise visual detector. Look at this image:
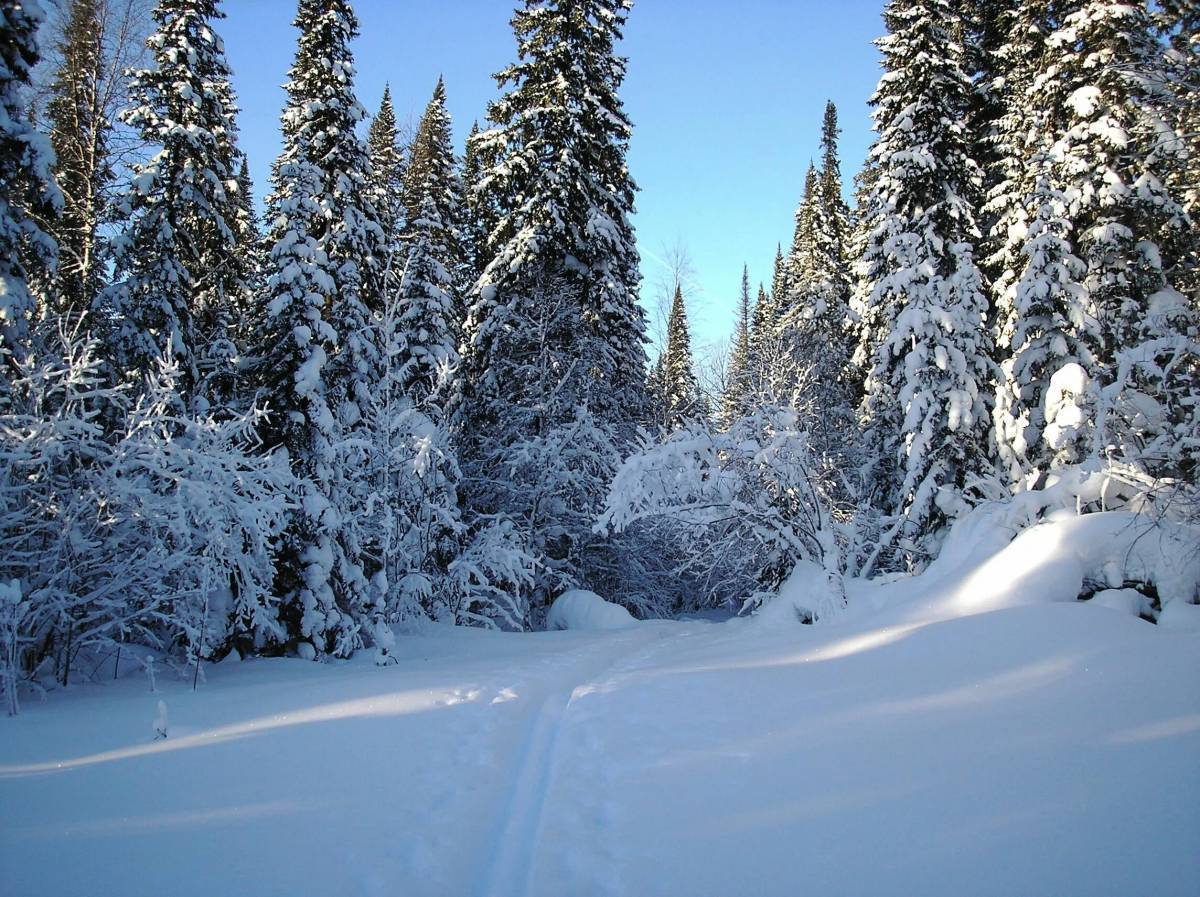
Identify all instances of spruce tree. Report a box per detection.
[855,0,994,560]
[752,243,785,361]
[366,85,404,243]
[400,77,467,360]
[0,0,60,368]
[460,120,494,278]
[817,100,851,305]
[1042,1,1194,478]
[722,263,753,423]
[43,0,112,322]
[99,0,245,405]
[455,0,646,610]
[662,284,702,428]
[256,0,386,656]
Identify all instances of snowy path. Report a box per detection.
[475,624,683,897]
[2,607,1198,897]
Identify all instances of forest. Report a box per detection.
[0,0,1196,703]
[2,2,1198,895]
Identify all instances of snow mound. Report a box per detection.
[1087,588,1151,617]
[1158,598,1200,632]
[546,590,637,631]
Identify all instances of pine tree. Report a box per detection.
[99,0,245,405]
[662,284,702,428]
[256,0,386,656]
[400,77,467,359]
[1156,1,1200,314]
[43,0,112,323]
[455,0,646,610]
[752,243,785,363]
[855,0,994,561]
[1042,1,1194,477]
[783,164,821,308]
[963,0,1018,264]
[0,0,60,369]
[993,160,1099,480]
[817,100,851,304]
[366,85,404,243]
[460,120,494,277]
[722,263,753,423]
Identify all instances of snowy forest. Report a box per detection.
[0,0,1198,892]
[1,0,1198,691]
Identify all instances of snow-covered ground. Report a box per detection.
[3,517,1199,897]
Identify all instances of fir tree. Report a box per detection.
[722,263,753,423]
[752,243,785,362]
[855,0,994,561]
[99,0,246,405]
[455,0,646,610]
[400,77,467,357]
[662,284,702,428]
[817,100,851,305]
[460,119,494,278]
[43,0,112,322]
[366,85,404,243]
[256,0,386,656]
[1041,0,1194,478]
[0,0,60,368]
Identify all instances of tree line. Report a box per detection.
[0,0,1196,707]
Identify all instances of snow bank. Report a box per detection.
[835,503,1199,630]
[546,590,637,631]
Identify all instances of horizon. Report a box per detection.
[222,0,884,357]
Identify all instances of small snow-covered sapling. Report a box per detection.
[153,700,168,740]
[143,654,158,693]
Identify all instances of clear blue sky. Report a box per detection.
[222,1,884,355]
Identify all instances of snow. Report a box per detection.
[546,589,637,631]
[2,522,1198,896]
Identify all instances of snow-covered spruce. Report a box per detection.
[98,0,247,405]
[0,0,60,371]
[255,0,387,657]
[454,0,647,615]
[853,0,994,566]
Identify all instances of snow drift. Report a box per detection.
[546,590,638,631]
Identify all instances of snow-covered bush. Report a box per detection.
[445,516,536,631]
[599,406,853,611]
[0,324,296,690]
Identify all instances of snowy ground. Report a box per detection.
[3,517,1199,897]
[2,609,1196,896]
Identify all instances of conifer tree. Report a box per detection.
[256,0,386,656]
[817,100,851,303]
[983,0,1054,345]
[43,0,112,322]
[460,120,494,278]
[100,0,245,404]
[455,0,646,609]
[400,77,467,359]
[366,85,404,241]
[0,0,60,369]
[722,264,753,423]
[752,244,785,362]
[855,0,994,560]
[662,284,703,428]
[1040,1,1193,477]
[1157,0,1199,242]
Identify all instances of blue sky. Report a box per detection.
[222,1,884,355]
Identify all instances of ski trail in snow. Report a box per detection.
[474,628,675,897]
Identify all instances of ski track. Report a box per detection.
[473,625,690,897]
